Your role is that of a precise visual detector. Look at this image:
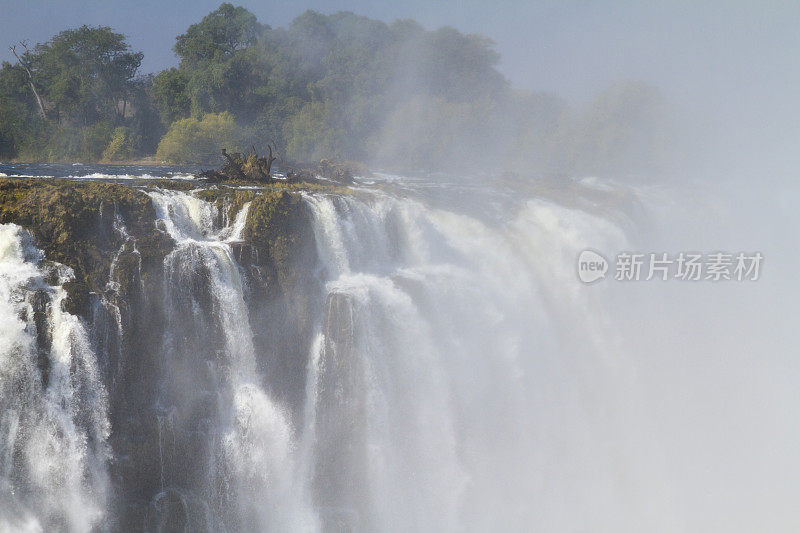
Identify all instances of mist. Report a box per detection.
[0,2,798,532]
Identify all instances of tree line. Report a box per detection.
[0,3,672,174]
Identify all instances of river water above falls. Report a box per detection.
[0,167,795,532]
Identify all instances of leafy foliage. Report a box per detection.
[152,68,191,125]
[28,26,143,124]
[0,5,673,175]
[0,25,148,160]
[103,126,141,161]
[156,111,241,164]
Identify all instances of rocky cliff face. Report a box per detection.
[0,178,325,530]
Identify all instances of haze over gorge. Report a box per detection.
[0,2,798,533]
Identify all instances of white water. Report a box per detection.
[0,185,671,531]
[1,178,791,531]
[150,189,317,531]
[0,172,195,180]
[300,191,678,531]
[0,224,109,532]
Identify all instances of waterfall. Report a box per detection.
[0,181,684,532]
[92,208,142,387]
[301,190,673,532]
[0,224,109,532]
[147,189,317,532]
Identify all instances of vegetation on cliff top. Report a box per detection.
[242,190,309,292]
[0,179,173,314]
[155,112,241,165]
[0,177,343,316]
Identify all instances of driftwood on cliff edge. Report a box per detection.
[220,148,247,180]
[264,144,277,177]
[202,144,279,182]
[200,147,363,186]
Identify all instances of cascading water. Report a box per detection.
[300,190,671,532]
[0,224,110,532]
[147,189,316,531]
[0,178,699,532]
[92,208,142,388]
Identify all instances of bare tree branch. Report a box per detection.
[265,143,277,177]
[10,42,46,119]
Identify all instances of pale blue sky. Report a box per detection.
[0,2,797,178]
[1,0,797,105]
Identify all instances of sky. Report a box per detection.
[0,1,797,102]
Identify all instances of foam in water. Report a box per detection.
[152,190,317,531]
[0,178,695,532]
[298,190,678,532]
[0,224,109,532]
[148,189,218,242]
[136,186,675,531]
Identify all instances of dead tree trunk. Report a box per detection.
[250,145,268,180]
[10,42,46,119]
[265,143,277,177]
[221,148,246,180]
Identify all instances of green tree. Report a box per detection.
[148,5,521,167]
[282,100,340,162]
[27,26,143,124]
[0,26,146,161]
[173,3,266,117]
[156,111,241,164]
[175,3,262,65]
[0,62,42,158]
[152,68,191,126]
[102,126,141,161]
[5,5,646,172]
[126,75,165,155]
